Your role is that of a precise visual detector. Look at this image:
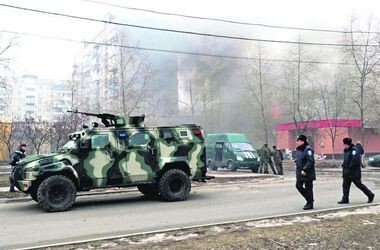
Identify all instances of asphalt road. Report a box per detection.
[1,171,379,250]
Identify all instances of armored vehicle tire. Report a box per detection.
[159,169,191,201]
[137,184,159,198]
[227,161,237,172]
[37,175,76,212]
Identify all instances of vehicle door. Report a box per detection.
[124,130,158,182]
[215,142,224,162]
[81,133,114,187]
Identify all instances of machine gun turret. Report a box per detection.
[67,110,126,127]
[67,110,145,128]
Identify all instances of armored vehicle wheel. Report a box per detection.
[37,175,76,212]
[227,161,237,172]
[159,169,190,201]
[137,184,159,198]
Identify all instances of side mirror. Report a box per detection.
[80,139,91,150]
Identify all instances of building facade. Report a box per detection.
[276,119,380,158]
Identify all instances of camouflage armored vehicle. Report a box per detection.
[12,111,212,212]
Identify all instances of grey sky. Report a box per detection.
[0,0,379,79]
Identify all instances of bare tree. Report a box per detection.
[21,116,53,154]
[316,71,347,159]
[111,30,157,117]
[343,17,380,145]
[0,33,17,90]
[243,44,274,144]
[0,119,20,159]
[281,37,318,135]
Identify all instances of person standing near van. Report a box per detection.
[338,137,375,204]
[272,146,284,175]
[295,135,315,210]
[258,144,272,174]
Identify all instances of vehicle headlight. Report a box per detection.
[236,156,244,161]
[368,157,374,162]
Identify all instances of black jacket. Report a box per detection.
[10,148,26,167]
[355,143,364,155]
[342,144,361,179]
[295,144,316,181]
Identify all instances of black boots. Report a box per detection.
[337,199,349,204]
[303,203,313,210]
[368,193,375,203]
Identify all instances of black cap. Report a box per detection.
[343,137,352,145]
[296,134,307,142]
[273,145,277,149]
[20,143,27,147]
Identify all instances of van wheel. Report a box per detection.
[37,175,76,212]
[137,184,159,198]
[227,161,237,172]
[159,169,190,201]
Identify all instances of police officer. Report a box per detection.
[295,135,315,210]
[9,143,27,192]
[258,144,272,174]
[338,137,375,204]
[272,145,284,175]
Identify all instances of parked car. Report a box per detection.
[368,154,380,167]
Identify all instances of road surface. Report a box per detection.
[0,171,379,249]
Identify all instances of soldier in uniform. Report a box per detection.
[295,135,315,210]
[338,137,375,204]
[9,143,27,192]
[272,145,284,175]
[258,144,271,174]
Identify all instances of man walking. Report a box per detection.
[295,135,315,210]
[272,145,284,175]
[9,143,27,192]
[338,137,375,204]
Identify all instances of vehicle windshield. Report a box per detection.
[231,142,254,151]
[59,133,81,152]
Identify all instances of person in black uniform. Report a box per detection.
[9,143,27,192]
[295,134,316,210]
[338,137,375,204]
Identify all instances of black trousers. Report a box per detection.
[296,179,314,204]
[342,177,373,201]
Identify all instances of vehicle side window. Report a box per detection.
[128,132,150,147]
[91,134,109,149]
[179,130,188,138]
[160,129,175,140]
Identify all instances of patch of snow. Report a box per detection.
[318,205,380,219]
[211,226,225,233]
[361,220,376,225]
[99,242,118,248]
[246,216,319,228]
[131,233,199,244]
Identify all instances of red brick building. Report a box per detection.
[276,119,380,158]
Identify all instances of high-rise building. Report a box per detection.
[9,75,72,122]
